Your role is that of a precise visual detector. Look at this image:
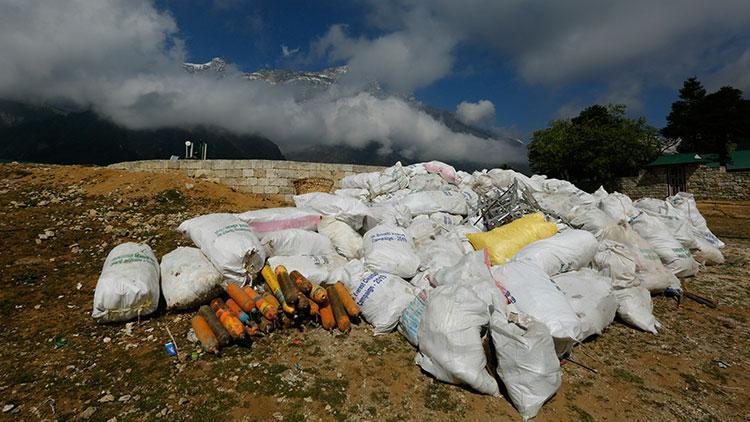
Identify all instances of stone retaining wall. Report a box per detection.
[108,159,386,202]
[617,165,750,201]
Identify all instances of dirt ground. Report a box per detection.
[1,163,749,421]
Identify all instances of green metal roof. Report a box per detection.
[727,150,750,171]
[646,151,750,170]
[647,153,713,167]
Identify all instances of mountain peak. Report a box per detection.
[182,57,227,74]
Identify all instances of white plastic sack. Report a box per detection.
[512,230,598,276]
[602,223,680,292]
[266,254,347,284]
[613,286,659,334]
[552,269,618,341]
[408,173,445,191]
[334,188,370,202]
[417,234,466,273]
[593,240,638,288]
[567,204,616,240]
[599,192,639,223]
[630,212,699,278]
[363,224,421,278]
[293,192,370,229]
[636,199,724,265]
[398,288,431,346]
[364,201,412,231]
[668,192,724,248]
[432,250,509,306]
[428,212,463,228]
[415,284,500,396]
[237,207,321,233]
[160,247,222,310]
[92,242,160,323]
[406,215,441,248]
[401,190,469,216]
[693,237,725,265]
[636,199,699,249]
[340,162,409,196]
[177,213,265,285]
[491,311,561,420]
[340,259,416,334]
[317,216,363,259]
[260,228,335,257]
[491,261,582,342]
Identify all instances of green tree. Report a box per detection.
[663,77,750,163]
[528,104,660,192]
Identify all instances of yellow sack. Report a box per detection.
[466,213,558,265]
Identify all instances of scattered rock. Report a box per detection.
[3,404,14,413]
[178,397,188,405]
[103,337,111,343]
[79,406,97,419]
[98,394,115,403]
[118,395,131,403]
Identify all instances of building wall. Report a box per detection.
[108,159,386,202]
[617,165,750,200]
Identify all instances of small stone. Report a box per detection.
[3,404,14,413]
[98,394,114,403]
[88,209,97,217]
[325,404,332,412]
[118,395,131,403]
[178,398,188,405]
[79,406,97,419]
[304,397,312,403]
[158,408,168,417]
[34,304,41,310]
[106,418,117,422]
[103,337,111,343]
[185,183,194,190]
[77,283,83,290]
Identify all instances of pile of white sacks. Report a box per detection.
[92,160,725,420]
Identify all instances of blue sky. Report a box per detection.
[157,0,750,137]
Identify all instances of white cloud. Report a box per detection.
[313,18,457,93]
[0,0,526,166]
[456,100,495,126]
[281,44,299,57]
[345,0,750,90]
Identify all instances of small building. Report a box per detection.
[616,150,750,200]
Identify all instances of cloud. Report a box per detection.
[313,19,457,93]
[0,0,525,166]
[281,44,300,57]
[344,0,750,90]
[456,99,495,126]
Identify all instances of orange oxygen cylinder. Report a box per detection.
[198,305,231,346]
[309,283,328,305]
[274,265,299,308]
[225,298,252,326]
[327,286,351,332]
[242,286,277,320]
[319,302,335,330]
[211,299,246,340]
[191,315,219,354]
[262,292,281,310]
[333,282,360,317]
[225,283,255,313]
[290,270,313,294]
[261,265,294,314]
